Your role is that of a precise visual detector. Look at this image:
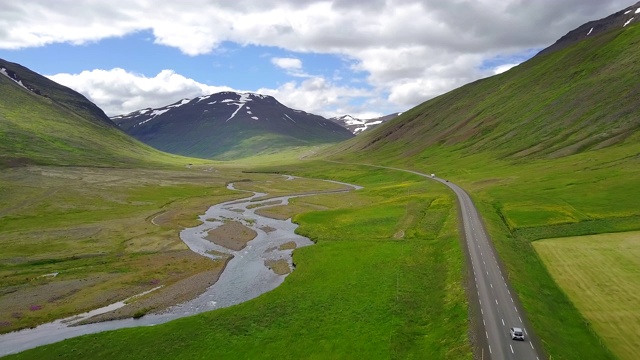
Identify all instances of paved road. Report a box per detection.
[438,178,541,360]
[342,163,543,359]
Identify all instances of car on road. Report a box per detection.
[510,327,524,341]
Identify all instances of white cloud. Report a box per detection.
[257,76,373,117]
[493,63,519,75]
[48,69,235,116]
[48,67,374,119]
[4,1,632,116]
[271,57,302,70]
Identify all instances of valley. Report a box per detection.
[1,2,640,359]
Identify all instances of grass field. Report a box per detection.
[4,163,472,359]
[533,231,640,360]
[0,165,354,333]
[319,137,640,359]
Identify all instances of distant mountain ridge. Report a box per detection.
[112,92,354,160]
[329,113,401,134]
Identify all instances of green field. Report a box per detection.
[3,163,472,359]
[534,231,640,360]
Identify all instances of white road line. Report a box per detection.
[490,283,493,288]
[483,319,486,326]
[515,307,518,313]
[511,298,514,302]
[530,341,534,349]
[486,331,489,339]
[501,318,505,326]
[507,289,511,295]
[495,299,498,305]
[481,308,483,314]
[510,344,514,354]
[519,316,522,322]
[489,345,492,354]
[524,328,528,335]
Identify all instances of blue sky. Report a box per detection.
[0,1,631,118]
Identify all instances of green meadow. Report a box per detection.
[323,133,640,359]
[4,163,472,359]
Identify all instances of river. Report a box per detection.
[0,176,361,357]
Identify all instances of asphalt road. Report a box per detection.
[353,164,543,360]
[438,178,541,360]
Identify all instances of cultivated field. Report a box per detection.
[534,231,640,360]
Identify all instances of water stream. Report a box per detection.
[0,177,361,357]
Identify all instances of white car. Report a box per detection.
[510,327,524,341]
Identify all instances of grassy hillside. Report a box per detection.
[319,22,640,360]
[333,23,640,160]
[0,65,196,168]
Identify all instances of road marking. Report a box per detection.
[511,297,514,303]
[501,318,504,326]
[483,319,485,326]
[510,344,514,354]
[489,345,492,354]
[515,307,518,313]
[490,283,493,288]
[524,328,528,335]
[495,299,498,305]
[530,341,534,349]
[507,289,511,295]
[481,308,483,314]
[519,316,522,323]
[486,331,489,339]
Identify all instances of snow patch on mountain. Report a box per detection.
[226,103,245,122]
[1,67,30,91]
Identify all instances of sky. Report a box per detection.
[0,1,632,118]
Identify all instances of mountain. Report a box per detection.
[0,58,188,168]
[111,92,354,160]
[320,9,640,360]
[0,59,114,128]
[329,113,401,134]
[328,11,640,161]
[537,1,640,56]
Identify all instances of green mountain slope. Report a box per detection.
[0,59,193,168]
[332,23,640,161]
[322,19,640,360]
